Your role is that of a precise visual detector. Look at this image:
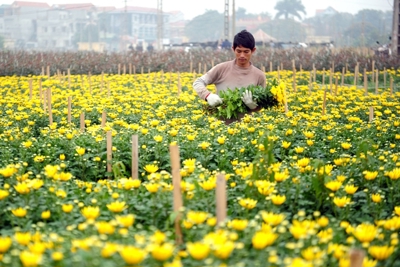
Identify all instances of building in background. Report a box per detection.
[0,1,187,51]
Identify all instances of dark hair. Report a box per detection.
[233,30,255,50]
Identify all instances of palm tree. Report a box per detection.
[274,0,306,20]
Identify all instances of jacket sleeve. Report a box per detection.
[193,73,212,100]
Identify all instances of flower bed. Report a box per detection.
[0,70,399,266]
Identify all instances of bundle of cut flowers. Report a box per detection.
[204,79,285,120]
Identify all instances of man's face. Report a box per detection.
[233,45,255,67]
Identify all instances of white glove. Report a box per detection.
[242,90,258,109]
[206,93,223,107]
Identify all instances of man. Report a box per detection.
[193,30,266,110]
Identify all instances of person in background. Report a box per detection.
[193,30,266,110]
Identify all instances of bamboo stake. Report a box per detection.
[43,90,48,115]
[46,65,50,78]
[322,68,325,85]
[308,71,312,95]
[269,61,272,72]
[169,145,183,245]
[364,68,368,96]
[80,112,85,132]
[334,77,338,96]
[190,61,193,73]
[216,173,227,225]
[349,249,365,267]
[371,60,375,83]
[101,111,107,128]
[118,64,121,75]
[107,131,112,174]
[131,135,139,179]
[375,70,378,94]
[123,64,126,75]
[369,107,374,122]
[354,63,359,86]
[47,88,53,125]
[211,59,214,68]
[141,66,144,75]
[329,68,333,94]
[129,63,132,75]
[198,62,201,74]
[341,67,345,87]
[292,68,296,93]
[107,81,111,97]
[67,96,72,123]
[322,87,327,116]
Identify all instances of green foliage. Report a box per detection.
[184,10,224,42]
[204,79,279,120]
[260,18,306,42]
[274,0,306,20]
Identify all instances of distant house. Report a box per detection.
[236,16,270,32]
[0,1,188,51]
[315,6,338,17]
[252,29,276,43]
[3,1,50,48]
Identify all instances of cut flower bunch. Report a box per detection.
[204,79,285,119]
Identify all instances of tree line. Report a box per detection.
[184,0,392,47]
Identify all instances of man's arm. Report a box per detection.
[193,74,212,100]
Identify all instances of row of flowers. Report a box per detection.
[0,69,399,266]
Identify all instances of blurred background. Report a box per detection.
[0,0,395,54]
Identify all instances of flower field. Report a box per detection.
[0,68,399,266]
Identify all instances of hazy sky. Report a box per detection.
[2,0,393,19]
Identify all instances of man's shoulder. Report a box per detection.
[215,60,235,68]
[251,65,266,75]
[211,60,235,73]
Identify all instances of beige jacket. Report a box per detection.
[193,59,266,100]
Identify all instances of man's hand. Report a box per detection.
[206,93,223,107]
[242,90,258,109]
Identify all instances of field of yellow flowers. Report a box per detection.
[0,69,399,267]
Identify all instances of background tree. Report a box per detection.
[303,12,354,46]
[0,35,4,49]
[343,22,380,47]
[236,7,269,20]
[353,9,391,45]
[274,0,306,20]
[184,10,224,42]
[260,18,306,42]
[72,22,100,47]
